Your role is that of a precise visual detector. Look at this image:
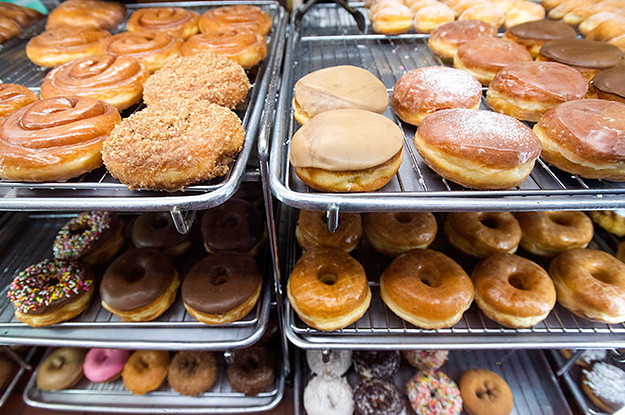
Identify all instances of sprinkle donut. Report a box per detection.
[403,350,449,371]
[354,378,406,415]
[406,370,463,415]
[304,375,354,415]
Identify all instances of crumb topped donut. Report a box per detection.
[364,212,437,256]
[515,211,593,257]
[296,210,362,253]
[444,212,522,257]
[460,369,514,415]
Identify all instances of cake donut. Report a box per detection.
[588,211,625,237]
[588,68,625,104]
[131,212,191,255]
[296,210,362,253]
[0,84,38,118]
[45,0,125,31]
[582,362,625,413]
[83,348,129,382]
[353,350,401,379]
[36,347,86,391]
[444,212,522,258]
[199,5,272,36]
[354,378,406,415]
[122,350,169,395]
[127,7,200,40]
[306,349,352,377]
[181,30,267,70]
[428,19,498,60]
[403,350,448,371]
[503,19,576,57]
[26,27,110,68]
[168,351,217,396]
[406,370,463,415]
[227,346,275,395]
[364,212,437,256]
[101,31,182,73]
[460,369,514,415]
[304,375,354,415]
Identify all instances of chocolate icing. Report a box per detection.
[131,212,190,251]
[540,39,625,69]
[201,198,264,254]
[508,19,576,41]
[592,67,625,99]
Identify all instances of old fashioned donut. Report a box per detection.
[364,212,437,256]
[26,27,110,68]
[101,31,182,73]
[429,19,498,59]
[403,350,448,371]
[445,212,522,258]
[460,369,514,415]
[306,349,352,377]
[380,249,474,329]
[589,211,625,237]
[131,212,191,255]
[122,350,169,395]
[46,0,125,31]
[515,211,593,257]
[296,210,362,253]
[36,348,86,391]
[588,68,625,104]
[127,7,199,40]
[0,84,38,118]
[199,5,272,36]
[287,247,371,331]
[168,351,217,396]
[503,19,576,57]
[354,378,405,415]
[406,370,463,415]
[582,362,625,413]
[181,30,266,69]
[83,348,129,382]
[304,375,353,415]
[227,346,274,395]
[353,350,401,379]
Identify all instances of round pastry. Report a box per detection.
[122,350,169,395]
[448,0,485,18]
[503,1,546,29]
[0,84,38,118]
[402,350,448,371]
[353,350,401,379]
[0,2,43,28]
[7,259,94,327]
[0,96,121,182]
[380,249,474,329]
[227,346,275,395]
[546,0,586,20]
[460,369,514,415]
[199,5,272,36]
[304,375,354,415]
[586,19,625,42]
[354,378,405,415]
[181,30,266,69]
[36,347,86,391]
[296,210,362,253]
[533,99,625,181]
[444,212,521,257]
[428,19,498,60]
[287,247,372,331]
[26,27,110,68]
[579,12,624,36]
[306,349,352,377]
[289,109,403,192]
[503,19,575,58]
[588,68,625,104]
[515,211,594,257]
[369,1,414,35]
[392,66,482,126]
[127,7,199,40]
[168,351,217,396]
[0,16,20,44]
[201,198,266,255]
[454,38,532,86]
[142,53,249,109]
[45,0,125,31]
[550,248,625,324]
[364,212,437,256]
[53,211,124,266]
[414,109,542,189]
[182,252,262,325]
[102,99,245,192]
[293,65,389,125]
[101,31,182,73]
[609,33,625,51]
[588,211,625,237]
[560,349,607,368]
[459,4,505,28]
[406,370,463,415]
[131,212,191,255]
[413,3,455,33]
[83,348,129,382]
[582,362,625,413]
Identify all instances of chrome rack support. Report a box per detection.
[170,208,196,234]
[556,350,585,377]
[1,345,32,371]
[326,203,339,233]
[294,0,366,31]
[223,350,234,365]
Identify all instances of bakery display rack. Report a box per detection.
[0,346,37,409]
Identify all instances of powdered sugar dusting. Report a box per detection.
[583,362,625,407]
[395,66,481,104]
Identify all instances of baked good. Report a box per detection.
[582,362,625,413]
[448,0,485,18]
[306,349,352,377]
[168,351,217,396]
[26,27,110,68]
[459,3,505,28]
[380,249,474,328]
[101,31,182,73]
[560,349,608,368]
[0,84,38,118]
[293,65,388,125]
[515,211,594,256]
[392,66,482,126]
[0,16,20,44]
[413,3,455,33]
[36,348,86,391]
[122,350,169,395]
[127,7,199,40]
[83,348,129,382]
[579,11,625,36]
[406,370,463,415]
[547,0,588,20]
[363,212,437,256]
[503,0,546,29]
[460,369,514,415]
[533,99,625,181]
[369,1,413,35]
[227,346,274,395]
[287,247,371,331]
[402,350,448,371]
[503,19,576,57]
[296,210,362,253]
[304,375,354,415]
[199,5,272,36]
[588,67,625,104]
[561,1,616,26]
[131,212,191,255]
[8,259,94,327]
[102,100,245,192]
[100,248,180,322]
[414,109,542,189]
[444,212,521,257]
[181,30,266,69]
[586,19,625,42]
[289,109,403,192]
[428,19,498,60]
[46,0,125,31]
[610,33,625,52]
[353,350,400,379]
[588,210,625,237]
[0,2,43,28]
[0,96,120,182]
[354,378,405,415]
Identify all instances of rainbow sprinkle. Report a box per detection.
[53,211,113,260]
[406,370,463,415]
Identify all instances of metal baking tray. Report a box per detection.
[294,348,572,415]
[269,4,625,214]
[0,347,37,409]
[0,212,271,350]
[0,1,287,212]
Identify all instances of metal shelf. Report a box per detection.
[0,347,37,409]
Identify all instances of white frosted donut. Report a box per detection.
[306,350,352,377]
[304,375,354,415]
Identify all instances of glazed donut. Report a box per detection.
[182,252,262,325]
[402,350,449,371]
[0,17,20,44]
[448,0,486,18]
[40,55,149,111]
[122,350,169,395]
[0,84,38,118]
[304,375,354,415]
[199,5,272,36]
[102,99,245,192]
[127,7,199,40]
[444,212,521,257]
[392,66,482,126]
[181,30,267,69]
[370,1,413,35]
[579,12,625,36]
[504,1,546,29]
[36,348,86,391]
[26,27,110,68]
[287,247,372,331]
[503,19,575,58]
[586,19,625,42]
[354,378,406,415]
[588,211,625,237]
[227,346,275,395]
[306,349,352,377]
[549,248,625,324]
[459,4,505,28]
[587,68,625,104]
[380,249,474,329]
[46,0,125,31]
[0,2,42,28]
[515,211,594,257]
[413,3,455,33]
[429,19,498,60]
[582,362,625,413]
[7,259,94,327]
[364,212,437,256]
[561,1,608,26]
[53,211,124,266]
[131,212,191,255]
[353,350,401,379]
[168,351,217,396]
[83,348,129,382]
[610,34,625,53]
[100,248,180,322]
[296,210,362,253]
[101,31,182,73]
[0,96,120,183]
[406,370,463,415]
[547,0,588,20]
[460,369,514,415]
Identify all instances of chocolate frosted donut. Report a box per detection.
[504,19,576,57]
[353,350,401,379]
[131,212,191,255]
[589,68,625,103]
[539,39,625,80]
[227,345,275,395]
[354,378,405,415]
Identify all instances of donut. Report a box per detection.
[560,349,607,368]
[414,109,542,190]
[36,347,86,391]
[444,212,521,257]
[413,3,455,33]
[549,248,625,324]
[7,259,94,327]
[380,249,474,329]
[181,30,267,70]
[533,99,625,181]
[53,211,124,266]
[448,0,485,18]
[503,19,576,58]
[0,96,121,183]
[503,1,546,29]
[0,17,20,44]
[131,212,191,255]
[587,19,625,42]
[127,7,199,40]
[588,67,625,104]
[102,99,245,192]
[287,247,372,331]
[100,248,180,322]
[293,65,388,125]
[122,350,169,395]
[353,350,401,379]
[306,349,352,377]
[201,198,266,255]
[364,212,437,256]
[304,375,353,415]
[547,0,587,20]
[588,211,625,237]
[428,19,498,60]
[402,350,448,371]
[354,378,405,415]
[168,351,217,396]
[199,5,272,36]
[101,31,182,73]
[227,346,274,395]
[460,369,514,415]
[515,211,594,257]
[369,1,414,35]
[26,27,110,68]
[579,12,625,36]
[182,252,262,325]
[0,2,43,28]
[459,3,506,28]
[0,84,38,118]
[406,370,463,415]
[610,34,625,52]
[83,348,129,382]
[289,109,403,192]
[296,210,362,253]
[582,362,625,413]
[46,0,125,31]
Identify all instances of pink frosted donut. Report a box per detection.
[83,348,130,382]
[402,350,449,371]
[406,370,463,415]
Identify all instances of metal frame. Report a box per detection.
[0,347,37,409]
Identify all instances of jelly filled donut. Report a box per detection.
[429,19,498,60]
[227,346,275,395]
[516,211,593,257]
[36,347,86,391]
[122,350,169,395]
[306,349,352,377]
[588,67,625,104]
[304,375,354,415]
[168,351,217,396]
[353,350,401,379]
[444,212,522,258]
[364,212,437,256]
[296,210,362,253]
[403,350,448,371]
[131,212,191,256]
[0,84,38,118]
[354,378,406,415]
[460,369,514,415]
[406,370,463,415]
[83,348,129,382]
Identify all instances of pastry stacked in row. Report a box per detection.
[0,2,43,44]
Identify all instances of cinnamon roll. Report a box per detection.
[181,30,266,69]
[102,31,182,73]
[46,0,125,31]
[127,7,199,40]
[26,27,110,68]
[0,84,38,118]
[199,5,272,36]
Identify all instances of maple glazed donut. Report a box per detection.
[101,31,182,73]
[199,5,272,36]
[428,19,498,60]
[131,212,191,255]
[127,7,199,40]
[515,211,593,257]
[0,84,38,118]
[503,20,576,57]
[36,347,86,391]
[459,369,514,415]
[588,68,625,104]
[444,212,522,257]
[296,210,362,253]
[287,247,371,331]
[122,350,169,395]
[168,351,217,396]
[181,30,267,69]
[26,27,110,68]
[364,212,437,256]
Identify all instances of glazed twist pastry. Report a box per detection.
[0,84,38,118]
[46,0,126,31]
[26,27,110,68]
[102,31,182,73]
[127,7,199,40]
[0,16,20,44]
[199,5,272,36]
[181,30,267,69]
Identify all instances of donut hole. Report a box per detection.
[68,223,87,236]
[479,214,500,229]
[508,273,527,290]
[420,273,442,288]
[220,215,238,229]
[126,265,146,283]
[240,356,259,373]
[151,215,169,230]
[394,213,414,224]
[319,272,338,286]
[590,266,617,284]
[549,213,573,227]
[212,266,230,286]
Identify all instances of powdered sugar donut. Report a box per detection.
[582,362,625,413]
[304,375,354,415]
[402,350,449,371]
[306,349,352,377]
[83,348,129,382]
[406,370,462,415]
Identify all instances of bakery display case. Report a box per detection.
[0,347,37,409]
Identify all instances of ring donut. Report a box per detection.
[122,350,169,395]
[459,369,514,415]
[168,351,217,396]
[36,347,86,391]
